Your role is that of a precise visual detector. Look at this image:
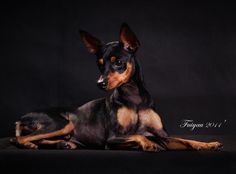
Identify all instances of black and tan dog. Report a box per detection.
[12,23,223,151]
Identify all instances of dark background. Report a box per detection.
[0,0,235,138]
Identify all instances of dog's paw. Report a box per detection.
[126,135,161,152]
[192,141,223,151]
[141,141,160,152]
[23,142,38,149]
[57,141,77,150]
[207,141,223,151]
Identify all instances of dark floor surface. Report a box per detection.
[0,135,235,174]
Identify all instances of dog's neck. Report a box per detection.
[117,80,143,105]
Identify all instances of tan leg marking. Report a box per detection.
[117,107,138,132]
[126,135,159,152]
[16,121,75,146]
[38,139,63,145]
[166,137,223,151]
[15,121,22,137]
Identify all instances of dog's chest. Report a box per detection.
[115,107,164,135]
[116,107,138,133]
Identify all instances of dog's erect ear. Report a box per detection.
[80,30,102,54]
[119,23,140,52]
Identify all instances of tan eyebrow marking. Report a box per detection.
[110,56,117,63]
[98,58,104,65]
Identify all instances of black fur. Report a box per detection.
[14,23,168,150]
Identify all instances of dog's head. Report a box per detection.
[80,23,140,91]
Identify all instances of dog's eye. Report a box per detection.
[114,60,122,67]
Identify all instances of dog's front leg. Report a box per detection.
[14,121,75,149]
[138,109,223,151]
[106,135,162,152]
[164,137,223,151]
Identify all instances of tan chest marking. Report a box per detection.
[138,109,163,130]
[117,107,138,131]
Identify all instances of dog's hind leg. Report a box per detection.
[37,139,77,149]
[164,137,223,151]
[16,121,75,149]
[11,121,39,149]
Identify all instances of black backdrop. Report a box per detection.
[0,1,236,137]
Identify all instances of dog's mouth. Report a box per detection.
[97,82,119,91]
[97,83,108,90]
[97,83,115,91]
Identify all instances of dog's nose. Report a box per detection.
[98,81,107,89]
[97,76,107,90]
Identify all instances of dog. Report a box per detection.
[12,23,223,151]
